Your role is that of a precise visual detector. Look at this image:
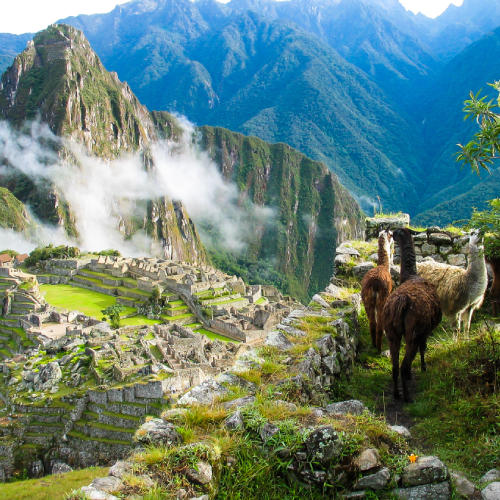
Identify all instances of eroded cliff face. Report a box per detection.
[199,126,365,298]
[0,25,204,262]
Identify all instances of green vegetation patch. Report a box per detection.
[0,467,105,500]
[40,284,135,319]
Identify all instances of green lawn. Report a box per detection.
[193,328,236,342]
[0,467,105,500]
[40,285,135,319]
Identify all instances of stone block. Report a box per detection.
[480,469,500,485]
[355,468,390,490]
[421,243,437,255]
[123,386,135,402]
[447,254,466,267]
[394,481,451,499]
[439,246,453,255]
[106,389,123,403]
[135,381,163,399]
[429,233,452,245]
[305,426,342,464]
[402,456,449,487]
[413,232,427,242]
[88,390,107,405]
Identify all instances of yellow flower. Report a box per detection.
[409,454,418,463]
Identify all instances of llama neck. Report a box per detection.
[377,236,390,268]
[398,237,418,284]
[466,240,487,285]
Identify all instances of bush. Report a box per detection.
[25,244,81,267]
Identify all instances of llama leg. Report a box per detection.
[367,305,377,349]
[401,341,420,403]
[389,336,401,400]
[375,300,385,353]
[419,340,427,372]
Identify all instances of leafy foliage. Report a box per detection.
[466,198,500,259]
[25,244,81,267]
[101,304,125,329]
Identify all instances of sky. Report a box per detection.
[1,0,465,35]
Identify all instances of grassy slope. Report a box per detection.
[0,187,32,231]
[0,467,105,500]
[336,296,500,481]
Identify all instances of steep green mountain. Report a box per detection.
[60,2,427,214]
[0,24,364,301]
[0,33,33,75]
[0,187,32,231]
[411,26,500,225]
[199,126,364,300]
[0,24,204,263]
[227,0,441,107]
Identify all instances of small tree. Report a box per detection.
[101,304,126,329]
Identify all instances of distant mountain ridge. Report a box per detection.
[3,0,500,224]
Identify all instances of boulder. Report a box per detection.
[225,411,244,431]
[390,425,412,440]
[315,334,336,356]
[216,373,257,394]
[402,456,449,487]
[28,460,44,478]
[34,362,62,391]
[450,472,476,498]
[326,400,367,416]
[135,419,183,446]
[222,396,256,410]
[428,233,452,245]
[311,294,330,309]
[336,246,361,257]
[260,422,279,442]
[324,283,343,298]
[108,461,132,479]
[305,426,342,464]
[186,461,212,486]
[264,331,293,351]
[322,354,341,375]
[480,469,500,485]
[482,482,500,500]
[177,379,228,406]
[51,461,73,475]
[352,262,375,279]
[358,448,381,472]
[394,481,451,499]
[354,468,391,491]
[90,476,124,493]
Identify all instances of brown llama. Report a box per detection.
[361,229,393,352]
[383,227,442,403]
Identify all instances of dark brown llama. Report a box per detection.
[486,256,500,317]
[361,229,393,352]
[383,227,442,403]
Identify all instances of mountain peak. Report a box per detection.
[0,23,157,158]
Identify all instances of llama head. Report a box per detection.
[469,229,483,247]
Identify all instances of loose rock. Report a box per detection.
[326,400,367,416]
[394,481,451,499]
[482,482,500,500]
[354,468,391,491]
[305,425,342,464]
[177,379,228,406]
[390,425,412,440]
[358,448,381,472]
[222,395,256,410]
[264,331,293,351]
[186,461,212,486]
[224,411,244,431]
[135,419,182,446]
[402,456,449,487]
[480,469,500,485]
